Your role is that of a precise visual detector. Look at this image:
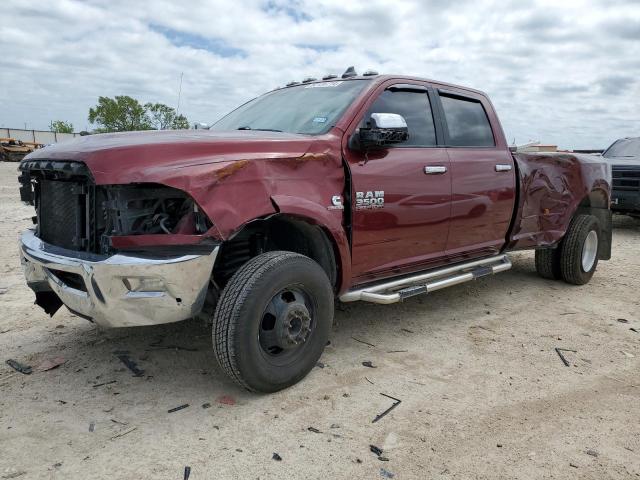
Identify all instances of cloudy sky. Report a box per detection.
[1,0,639,148]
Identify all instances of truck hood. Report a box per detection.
[25,129,315,184]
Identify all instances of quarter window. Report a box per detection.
[364,90,437,147]
[440,95,495,147]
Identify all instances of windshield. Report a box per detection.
[603,138,640,158]
[210,80,370,135]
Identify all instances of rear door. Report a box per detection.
[343,82,452,281]
[435,90,516,258]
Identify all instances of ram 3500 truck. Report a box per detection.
[18,71,612,392]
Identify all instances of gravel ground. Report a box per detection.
[1,161,639,479]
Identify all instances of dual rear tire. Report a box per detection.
[535,214,601,285]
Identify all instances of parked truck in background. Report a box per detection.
[602,137,640,218]
[18,69,612,392]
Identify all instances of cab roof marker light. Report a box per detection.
[363,70,379,76]
[341,66,358,78]
[301,77,317,83]
[286,81,300,87]
[322,74,338,80]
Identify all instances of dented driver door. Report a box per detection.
[343,83,452,282]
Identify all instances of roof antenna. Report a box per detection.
[342,66,357,78]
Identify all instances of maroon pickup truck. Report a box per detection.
[18,70,612,392]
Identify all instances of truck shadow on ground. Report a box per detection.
[21,251,549,407]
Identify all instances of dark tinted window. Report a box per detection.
[440,95,494,147]
[365,90,437,146]
[603,138,640,157]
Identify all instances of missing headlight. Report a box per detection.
[100,184,212,252]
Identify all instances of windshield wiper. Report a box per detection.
[237,126,283,132]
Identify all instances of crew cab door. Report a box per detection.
[435,90,516,258]
[343,82,452,281]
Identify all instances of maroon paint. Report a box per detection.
[341,79,453,282]
[507,153,611,249]
[443,90,516,260]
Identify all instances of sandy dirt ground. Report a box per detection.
[0,161,639,480]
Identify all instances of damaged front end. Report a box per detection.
[18,159,219,327]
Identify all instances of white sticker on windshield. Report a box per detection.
[304,81,343,88]
[313,116,327,123]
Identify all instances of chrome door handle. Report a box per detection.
[424,165,447,175]
[495,164,512,172]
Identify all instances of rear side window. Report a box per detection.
[365,90,437,146]
[440,95,495,147]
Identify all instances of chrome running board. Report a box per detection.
[339,254,512,305]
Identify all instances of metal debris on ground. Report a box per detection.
[387,350,408,353]
[184,466,191,480]
[2,472,27,479]
[617,318,629,323]
[352,337,376,347]
[110,427,137,440]
[37,357,66,372]
[554,347,576,367]
[362,361,377,368]
[168,404,189,413]
[380,468,395,479]
[370,445,383,456]
[116,354,144,377]
[272,453,282,461]
[365,377,375,385]
[401,328,414,333]
[92,380,117,388]
[316,362,325,368]
[307,427,321,433]
[89,422,95,432]
[217,395,236,405]
[202,403,211,409]
[630,328,638,333]
[372,393,402,423]
[5,359,32,375]
[586,449,599,457]
[148,341,198,352]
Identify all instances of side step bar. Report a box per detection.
[339,254,512,305]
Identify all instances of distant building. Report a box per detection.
[517,142,558,153]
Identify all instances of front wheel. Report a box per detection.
[211,251,333,392]
[559,214,601,285]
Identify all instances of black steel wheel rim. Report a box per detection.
[258,286,316,366]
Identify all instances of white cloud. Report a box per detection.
[1,0,638,148]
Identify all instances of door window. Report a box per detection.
[364,90,437,147]
[439,95,495,147]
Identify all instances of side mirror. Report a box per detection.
[357,113,409,149]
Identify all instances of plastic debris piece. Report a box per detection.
[184,466,191,480]
[380,468,395,478]
[307,427,321,433]
[168,404,189,413]
[362,361,377,369]
[37,357,66,372]
[116,354,144,377]
[370,445,383,456]
[217,395,236,406]
[5,359,32,375]
[272,453,282,461]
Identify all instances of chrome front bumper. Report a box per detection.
[19,229,218,328]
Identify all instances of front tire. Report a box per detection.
[559,214,601,285]
[212,251,333,393]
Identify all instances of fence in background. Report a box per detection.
[0,128,80,144]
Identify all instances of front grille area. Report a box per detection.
[39,180,85,250]
[20,160,211,254]
[612,165,640,192]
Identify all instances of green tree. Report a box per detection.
[49,120,74,133]
[145,102,190,130]
[88,96,152,132]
